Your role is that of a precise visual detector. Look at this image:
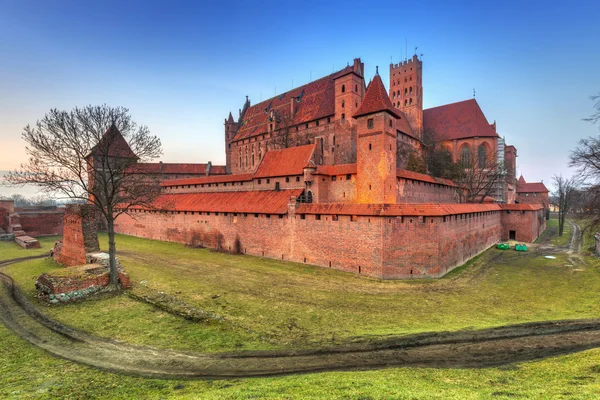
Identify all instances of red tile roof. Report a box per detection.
[397,169,457,187]
[89,123,138,159]
[254,144,316,178]
[354,73,401,119]
[295,203,501,217]
[161,173,253,187]
[500,204,544,211]
[314,164,357,176]
[233,65,356,142]
[423,99,498,141]
[136,189,303,214]
[516,176,549,193]
[132,163,227,175]
[396,109,417,139]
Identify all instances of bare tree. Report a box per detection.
[454,153,505,204]
[5,105,162,289]
[552,175,579,237]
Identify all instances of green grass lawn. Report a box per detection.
[3,225,600,398]
[545,218,572,247]
[0,236,58,261]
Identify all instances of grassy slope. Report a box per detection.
[2,225,600,398]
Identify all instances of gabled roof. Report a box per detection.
[138,189,303,214]
[254,144,316,178]
[295,203,500,217]
[354,73,401,119]
[89,123,138,159]
[423,99,498,141]
[395,109,418,139]
[314,164,357,176]
[396,169,457,187]
[516,176,549,193]
[160,173,253,187]
[233,65,356,142]
[131,163,227,175]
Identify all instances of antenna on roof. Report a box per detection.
[473,88,476,98]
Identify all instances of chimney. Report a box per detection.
[290,97,296,116]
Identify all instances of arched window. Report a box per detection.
[404,88,408,95]
[342,100,345,108]
[355,84,358,92]
[409,98,413,105]
[341,85,345,93]
[461,145,471,165]
[392,92,396,98]
[404,99,408,106]
[307,190,313,203]
[478,144,487,168]
[410,86,413,94]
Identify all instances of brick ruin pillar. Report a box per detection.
[55,204,100,266]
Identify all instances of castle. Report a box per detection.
[108,55,548,279]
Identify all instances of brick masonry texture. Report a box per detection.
[114,206,540,279]
[56,204,100,267]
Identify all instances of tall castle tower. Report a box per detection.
[389,54,423,137]
[224,112,237,174]
[354,69,399,204]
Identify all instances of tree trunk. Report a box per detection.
[106,215,120,289]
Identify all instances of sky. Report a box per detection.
[1,0,599,193]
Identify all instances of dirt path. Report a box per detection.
[3,254,600,378]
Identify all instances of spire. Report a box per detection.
[354,73,400,119]
[518,175,526,184]
[227,112,234,123]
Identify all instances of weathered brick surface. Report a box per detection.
[397,179,457,203]
[18,211,64,237]
[115,207,520,279]
[57,205,100,267]
[15,235,41,249]
[500,209,546,243]
[36,264,131,296]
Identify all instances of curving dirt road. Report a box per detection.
[2,226,600,379]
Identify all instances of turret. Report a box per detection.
[224,111,237,173]
[354,68,399,204]
[333,58,365,124]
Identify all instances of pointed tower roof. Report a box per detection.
[354,68,400,119]
[518,175,526,184]
[89,123,138,159]
[227,112,234,123]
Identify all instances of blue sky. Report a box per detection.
[1,0,599,190]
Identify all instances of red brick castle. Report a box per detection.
[112,56,548,279]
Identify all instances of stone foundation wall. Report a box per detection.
[500,208,546,243]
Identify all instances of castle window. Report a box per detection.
[393,92,396,98]
[296,126,299,131]
[316,214,321,220]
[351,215,358,222]
[341,85,345,93]
[405,88,408,95]
[369,143,372,150]
[332,176,337,181]
[327,117,331,123]
[255,213,259,217]
[410,86,413,94]
[342,100,345,108]
[316,120,320,126]
[405,100,408,106]
[275,182,280,191]
[286,177,290,183]
[389,120,392,128]
[296,176,300,182]
[332,215,338,221]
[333,135,336,145]
[461,146,471,165]
[355,84,358,92]
[269,123,273,131]
[306,123,309,129]
[409,98,413,105]
[478,144,487,169]
[258,179,262,184]
[369,184,372,190]
[301,214,306,220]
[228,143,231,148]
[342,113,345,120]
[367,119,373,129]
[266,178,270,184]
[346,174,351,180]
